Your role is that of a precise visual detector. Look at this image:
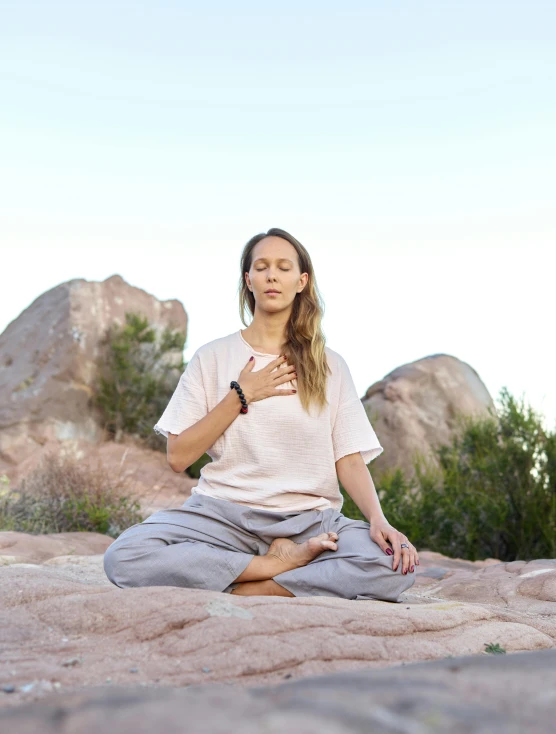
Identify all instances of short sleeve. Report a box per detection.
[332,355,384,464]
[153,350,208,439]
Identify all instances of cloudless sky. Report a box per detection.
[1,1,555,427]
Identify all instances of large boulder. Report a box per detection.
[362,354,495,477]
[0,274,186,471]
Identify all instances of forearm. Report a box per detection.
[168,390,243,472]
[335,452,386,523]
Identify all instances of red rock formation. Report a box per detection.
[0,274,186,472]
[363,354,495,477]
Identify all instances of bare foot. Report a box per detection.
[266,532,339,571]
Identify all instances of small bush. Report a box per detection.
[484,642,506,654]
[0,452,144,537]
[94,312,186,450]
[341,387,556,562]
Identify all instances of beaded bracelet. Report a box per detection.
[230,380,248,413]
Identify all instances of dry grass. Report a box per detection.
[0,452,144,537]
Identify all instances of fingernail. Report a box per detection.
[249,356,254,361]
[403,569,407,574]
[292,390,297,393]
[410,565,414,572]
[385,548,393,555]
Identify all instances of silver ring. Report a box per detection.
[400,543,410,549]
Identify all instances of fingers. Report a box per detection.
[264,354,289,371]
[390,534,402,572]
[409,543,415,573]
[399,538,417,574]
[410,543,419,570]
[389,537,412,574]
[372,535,393,556]
[273,365,298,395]
[272,361,297,383]
[402,546,411,574]
[275,367,297,384]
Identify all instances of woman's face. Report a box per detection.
[245,236,308,312]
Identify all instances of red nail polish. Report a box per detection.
[249,356,254,361]
[386,548,393,555]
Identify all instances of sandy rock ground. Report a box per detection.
[0,530,554,730]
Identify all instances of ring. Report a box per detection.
[400,543,410,549]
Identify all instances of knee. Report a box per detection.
[103,541,123,587]
[359,555,416,603]
[103,538,141,588]
[381,558,417,601]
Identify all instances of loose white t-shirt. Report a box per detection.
[154,329,383,513]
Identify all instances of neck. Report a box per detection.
[242,310,290,352]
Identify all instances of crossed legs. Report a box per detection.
[230,532,339,596]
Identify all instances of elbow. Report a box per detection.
[168,458,186,473]
[166,435,189,473]
[168,449,190,473]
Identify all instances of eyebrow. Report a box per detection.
[253,257,294,265]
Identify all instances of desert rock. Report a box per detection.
[363,354,495,477]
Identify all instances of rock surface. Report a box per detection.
[362,354,495,477]
[0,274,186,471]
[0,531,554,714]
[1,648,555,733]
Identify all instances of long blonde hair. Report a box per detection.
[238,227,331,415]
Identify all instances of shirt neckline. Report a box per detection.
[238,329,281,357]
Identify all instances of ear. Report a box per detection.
[298,272,309,292]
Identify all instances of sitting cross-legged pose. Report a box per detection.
[103,227,419,601]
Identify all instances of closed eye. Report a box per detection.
[255,267,290,271]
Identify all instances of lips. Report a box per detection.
[265,290,280,294]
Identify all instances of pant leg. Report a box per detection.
[103,495,256,592]
[271,509,417,602]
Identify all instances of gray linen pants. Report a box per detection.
[103,493,416,602]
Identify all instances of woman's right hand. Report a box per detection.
[237,355,297,404]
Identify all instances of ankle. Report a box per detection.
[265,551,298,573]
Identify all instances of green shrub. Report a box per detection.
[94,312,186,450]
[187,453,213,479]
[0,452,144,537]
[341,387,556,562]
[93,311,211,475]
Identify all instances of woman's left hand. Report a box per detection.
[370,517,419,575]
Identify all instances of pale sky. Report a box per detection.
[1,1,555,428]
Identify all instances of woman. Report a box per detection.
[104,228,418,601]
